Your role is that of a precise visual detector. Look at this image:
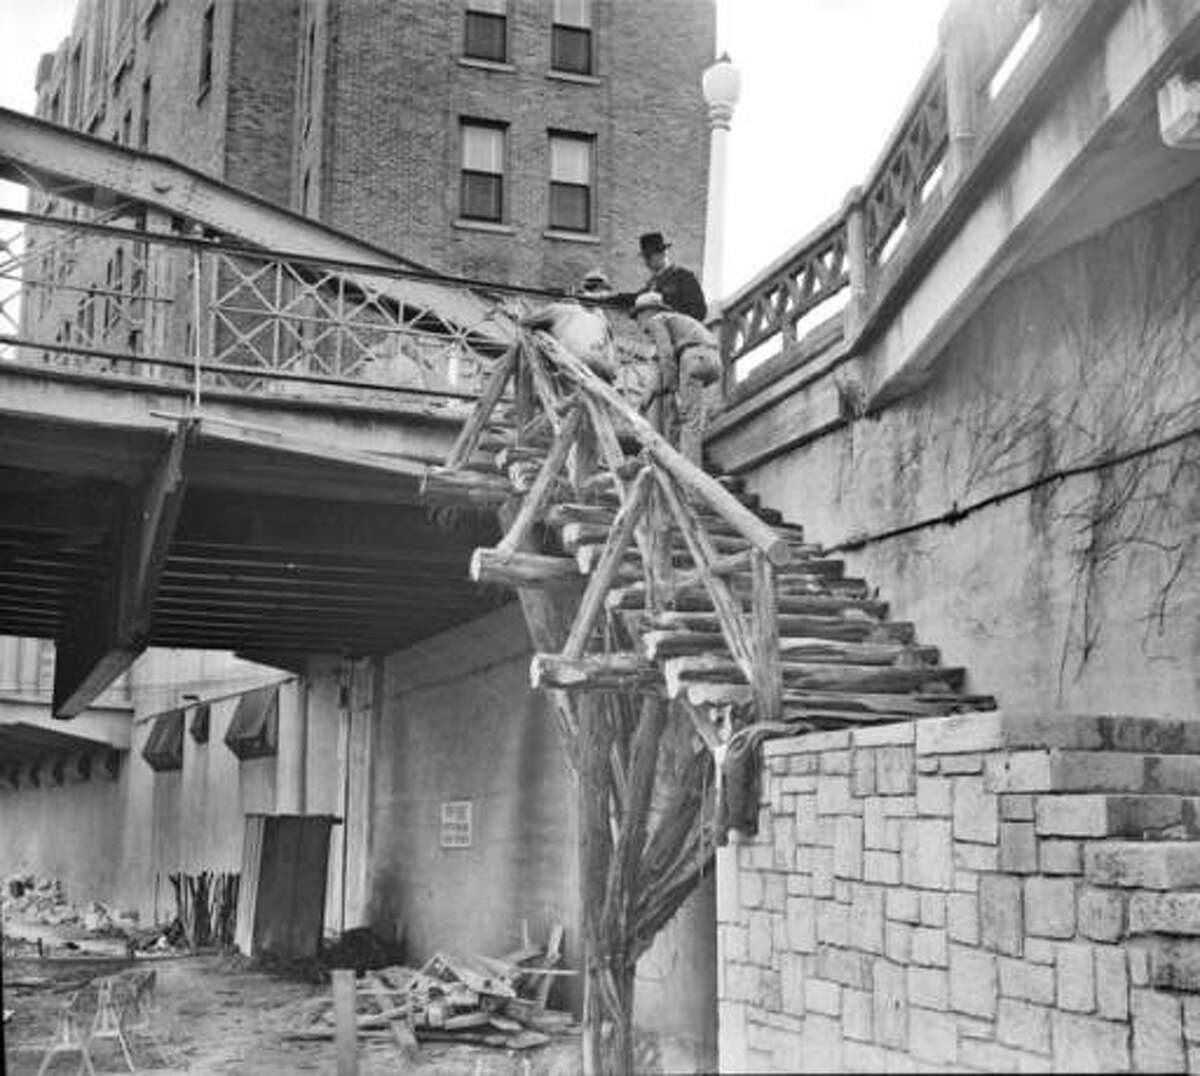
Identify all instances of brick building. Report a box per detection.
[30,0,715,293]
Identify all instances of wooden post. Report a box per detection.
[751,550,782,721]
[333,968,358,1076]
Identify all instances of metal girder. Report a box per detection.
[0,106,501,340]
[52,418,195,718]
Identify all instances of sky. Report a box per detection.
[0,0,947,297]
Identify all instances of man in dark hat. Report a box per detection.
[639,231,708,322]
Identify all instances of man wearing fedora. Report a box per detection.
[639,231,708,322]
[633,290,721,466]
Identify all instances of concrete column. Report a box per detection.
[842,186,870,339]
[701,54,742,313]
[276,678,308,814]
[18,637,41,696]
[940,0,981,187]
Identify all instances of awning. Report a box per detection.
[142,708,185,772]
[224,684,279,760]
[189,702,211,744]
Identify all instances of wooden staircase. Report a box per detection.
[422,328,996,737]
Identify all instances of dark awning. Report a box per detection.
[189,702,211,744]
[142,709,185,772]
[224,684,279,760]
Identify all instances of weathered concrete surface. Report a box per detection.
[0,648,281,922]
[739,183,1200,722]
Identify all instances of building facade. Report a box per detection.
[31,0,714,293]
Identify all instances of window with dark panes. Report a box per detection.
[464,0,507,63]
[139,77,150,147]
[549,132,593,232]
[460,121,505,222]
[552,0,592,75]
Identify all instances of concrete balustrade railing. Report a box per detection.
[717,0,1116,401]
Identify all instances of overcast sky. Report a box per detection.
[0,0,947,296]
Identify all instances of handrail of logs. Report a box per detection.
[423,325,787,721]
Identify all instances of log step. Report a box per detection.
[530,652,658,690]
[606,584,889,620]
[560,522,823,564]
[641,630,939,666]
[642,611,914,644]
[661,655,966,698]
[782,690,997,719]
[545,501,806,542]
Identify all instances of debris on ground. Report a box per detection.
[279,927,576,1057]
[2,874,140,936]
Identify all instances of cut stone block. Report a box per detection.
[1129,891,1200,936]
[814,945,874,991]
[908,1005,957,1066]
[901,818,953,890]
[949,944,997,1018]
[1132,988,1185,1073]
[1077,886,1125,942]
[1039,838,1083,875]
[998,822,1038,873]
[1051,1010,1131,1072]
[996,997,1051,1054]
[850,884,885,955]
[907,965,949,1010]
[1134,938,1200,992]
[1084,841,1200,889]
[1094,945,1128,1022]
[1055,941,1095,1013]
[947,891,979,945]
[998,956,1055,1005]
[1024,876,1076,938]
[979,873,1023,956]
[872,957,908,1050]
[953,776,999,844]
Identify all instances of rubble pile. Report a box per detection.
[280,946,576,1055]
[2,875,138,935]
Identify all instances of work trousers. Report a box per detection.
[665,345,717,466]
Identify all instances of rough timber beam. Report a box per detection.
[53,420,195,718]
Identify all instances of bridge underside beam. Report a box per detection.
[52,421,193,718]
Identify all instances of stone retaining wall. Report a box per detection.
[717,712,1200,1072]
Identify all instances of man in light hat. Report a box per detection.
[638,231,707,322]
[520,268,617,380]
[633,290,722,465]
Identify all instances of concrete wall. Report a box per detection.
[0,648,284,923]
[741,182,1200,723]
[368,604,579,987]
[718,712,1200,1072]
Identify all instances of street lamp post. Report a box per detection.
[701,52,742,313]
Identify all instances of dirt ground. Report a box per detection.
[4,927,582,1075]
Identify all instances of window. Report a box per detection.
[441,800,473,848]
[552,0,592,75]
[301,169,311,215]
[139,77,151,148]
[199,5,214,97]
[460,121,505,222]
[549,132,593,232]
[464,0,507,63]
[121,108,132,145]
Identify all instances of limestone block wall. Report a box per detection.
[717,712,1200,1073]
